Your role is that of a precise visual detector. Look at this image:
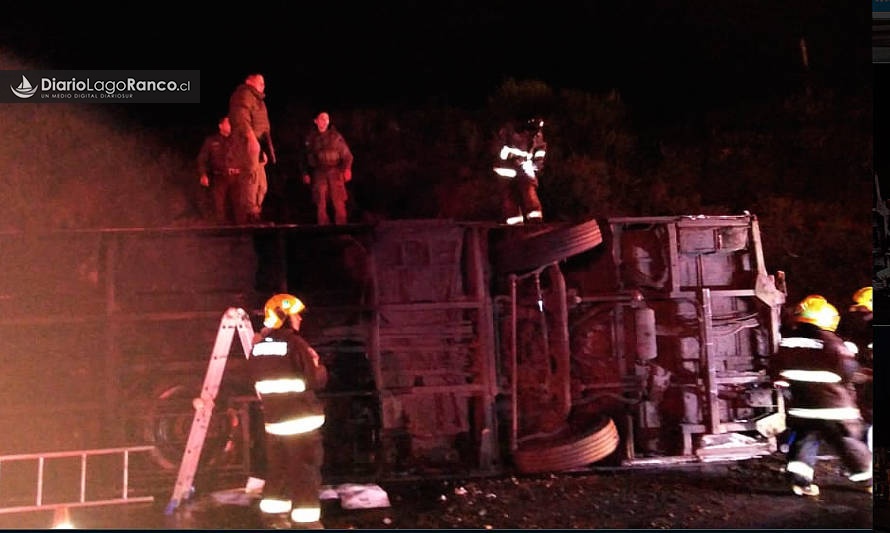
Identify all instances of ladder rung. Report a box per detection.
[0,446,156,515]
[165,308,256,515]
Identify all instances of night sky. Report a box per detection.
[0,1,871,131]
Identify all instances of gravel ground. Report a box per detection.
[0,452,872,529]
[318,454,872,530]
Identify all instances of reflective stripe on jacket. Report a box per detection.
[493,127,546,180]
[248,330,326,433]
[773,325,860,421]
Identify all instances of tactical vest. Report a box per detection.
[308,130,344,168]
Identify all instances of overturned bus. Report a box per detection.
[0,213,787,486]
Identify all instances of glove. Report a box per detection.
[259,133,277,165]
[192,397,202,410]
[344,168,352,182]
[521,160,536,178]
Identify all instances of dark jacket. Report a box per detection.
[248,327,327,428]
[771,323,861,420]
[229,83,270,140]
[493,123,547,182]
[196,132,237,176]
[228,83,270,169]
[302,127,353,176]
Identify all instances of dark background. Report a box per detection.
[0,2,870,129]
[878,66,890,195]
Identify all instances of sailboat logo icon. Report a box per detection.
[11,75,37,99]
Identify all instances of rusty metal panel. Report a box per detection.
[370,221,489,471]
[0,214,784,478]
[114,233,257,313]
[0,232,106,315]
[546,215,783,462]
[615,227,671,292]
[373,222,465,304]
[678,228,718,253]
[0,323,105,406]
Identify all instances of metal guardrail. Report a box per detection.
[0,445,155,515]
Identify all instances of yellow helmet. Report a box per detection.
[850,286,873,313]
[263,293,306,329]
[792,294,840,332]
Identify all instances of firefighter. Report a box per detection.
[493,117,546,225]
[772,295,871,497]
[249,294,328,528]
[849,286,873,317]
[843,286,873,353]
[846,286,873,450]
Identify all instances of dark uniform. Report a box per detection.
[841,288,873,448]
[302,125,354,225]
[249,323,328,526]
[772,323,872,495]
[196,127,241,224]
[493,119,546,225]
[228,79,271,223]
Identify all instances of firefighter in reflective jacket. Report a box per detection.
[846,286,873,450]
[846,286,873,358]
[249,294,328,528]
[493,118,546,225]
[772,295,871,497]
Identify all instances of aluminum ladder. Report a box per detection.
[0,445,156,526]
[164,307,256,515]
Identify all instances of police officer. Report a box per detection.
[196,116,241,224]
[228,73,275,224]
[772,295,872,497]
[249,294,328,528]
[301,111,354,225]
[493,117,546,225]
